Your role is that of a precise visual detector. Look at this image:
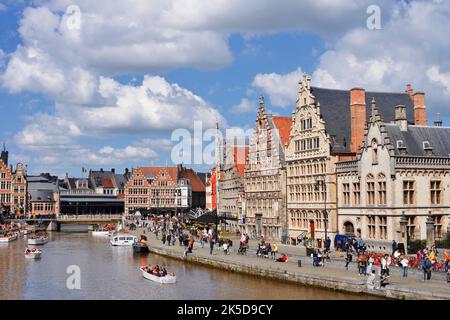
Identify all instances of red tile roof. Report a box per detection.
[139,167,178,182]
[180,168,205,192]
[234,146,249,177]
[101,178,114,188]
[272,116,292,147]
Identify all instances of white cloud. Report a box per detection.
[0,3,6,12]
[252,68,303,107]
[230,98,256,114]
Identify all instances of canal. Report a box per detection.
[0,231,376,300]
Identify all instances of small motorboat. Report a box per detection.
[24,248,42,259]
[110,233,138,246]
[27,233,49,245]
[91,224,115,237]
[140,266,176,284]
[0,233,18,243]
[133,242,150,253]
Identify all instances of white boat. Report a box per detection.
[91,230,110,237]
[21,229,32,235]
[27,235,49,245]
[0,233,18,243]
[140,266,177,284]
[110,233,138,246]
[24,248,42,259]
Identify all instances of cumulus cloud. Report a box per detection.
[252,68,303,107]
[230,98,256,114]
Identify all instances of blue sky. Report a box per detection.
[1,1,450,177]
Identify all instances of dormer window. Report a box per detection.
[423,141,433,156]
[397,140,408,155]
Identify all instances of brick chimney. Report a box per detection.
[350,88,367,153]
[413,92,427,126]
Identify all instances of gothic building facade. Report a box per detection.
[242,96,291,240]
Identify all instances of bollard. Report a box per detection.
[298,260,302,267]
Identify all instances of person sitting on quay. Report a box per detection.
[275,253,288,263]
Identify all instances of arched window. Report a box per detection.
[343,222,355,235]
[371,139,378,165]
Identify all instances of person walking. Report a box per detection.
[345,251,352,270]
[391,240,398,256]
[444,251,450,273]
[272,243,278,259]
[325,236,331,253]
[367,255,374,275]
[166,232,171,246]
[421,257,432,281]
[400,256,409,278]
[209,236,215,255]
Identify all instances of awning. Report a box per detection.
[289,230,306,239]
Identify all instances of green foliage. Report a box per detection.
[407,239,426,253]
[435,233,450,249]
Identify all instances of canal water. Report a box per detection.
[0,230,376,300]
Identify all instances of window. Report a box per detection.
[368,216,376,239]
[367,176,375,205]
[431,180,441,205]
[342,183,350,205]
[407,216,416,240]
[434,215,443,239]
[378,216,387,240]
[403,181,415,205]
[353,182,361,205]
[377,175,386,205]
[371,139,378,165]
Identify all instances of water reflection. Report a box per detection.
[0,232,377,300]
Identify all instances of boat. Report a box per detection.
[0,233,18,243]
[140,266,176,284]
[91,224,115,237]
[91,230,111,237]
[133,242,149,253]
[24,248,42,259]
[110,233,138,246]
[21,229,32,235]
[27,233,49,245]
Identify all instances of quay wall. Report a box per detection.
[147,245,450,300]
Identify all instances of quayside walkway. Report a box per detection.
[131,228,450,300]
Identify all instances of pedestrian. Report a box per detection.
[223,241,228,255]
[381,254,390,277]
[272,243,278,259]
[162,231,166,245]
[444,251,450,273]
[325,236,331,253]
[391,240,398,256]
[312,250,318,268]
[209,236,215,255]
[367,255,374,275]
[400,256,409,278]
[345,251,352,270]
[166,232,171,246]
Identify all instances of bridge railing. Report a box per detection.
[57,214,123,221]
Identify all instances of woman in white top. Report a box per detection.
[401,257,409,278]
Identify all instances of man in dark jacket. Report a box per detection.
[392,240,398,256]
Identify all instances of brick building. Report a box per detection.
[124,164,205,216]
[0,145,27,217]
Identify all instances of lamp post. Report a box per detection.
[315,175,328,247]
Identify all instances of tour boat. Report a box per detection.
[27,234,49,245]
[21,229,32,236]
[24,248,42,259]
[110,233,138,246]
[0,233,18,243]
[91,230,111,237]
[140,266,176,284]
[133,242,150,253]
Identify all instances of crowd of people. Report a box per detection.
[132,214,450,284]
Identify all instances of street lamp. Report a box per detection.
[315,175,328,248]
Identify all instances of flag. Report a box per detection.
[82,167,87,173]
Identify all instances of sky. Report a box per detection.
[1,0,450,177]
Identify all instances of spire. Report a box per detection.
[370,97,383,124]
[259,95,265,111]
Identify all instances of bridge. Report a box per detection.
[7,214,123,231]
